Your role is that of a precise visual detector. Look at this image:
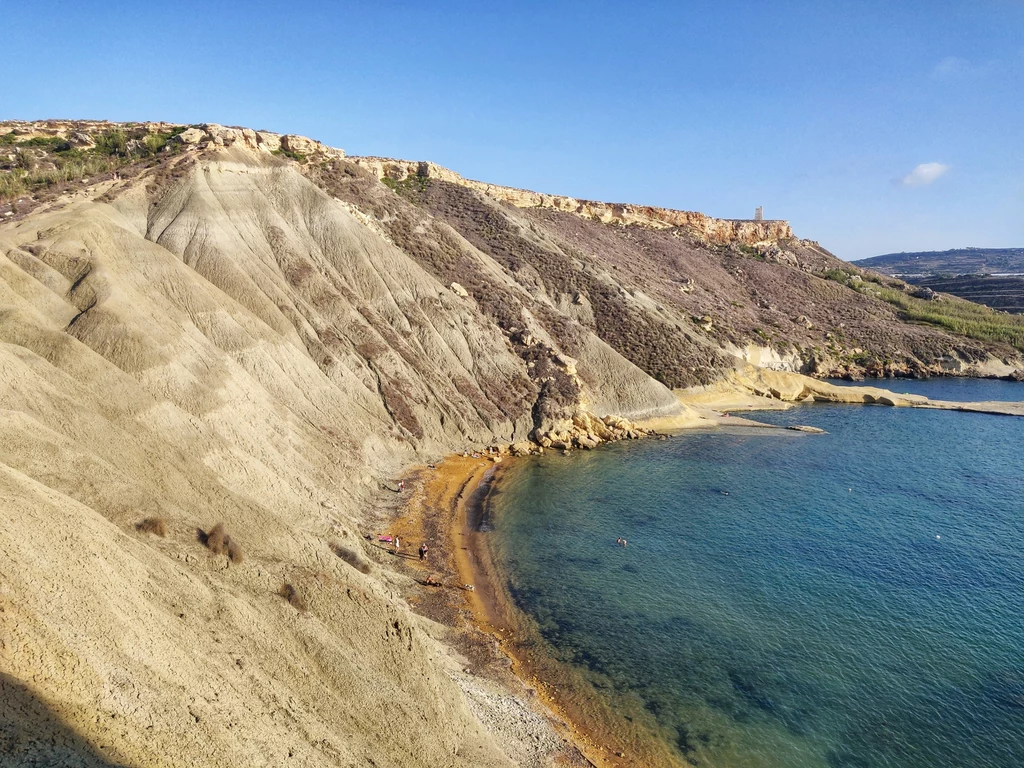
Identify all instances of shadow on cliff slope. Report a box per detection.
[0,673,132,768]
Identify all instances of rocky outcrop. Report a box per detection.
[1,118,182,139]
[350,156,792,244]
[492,412,652,457]
[0,119,345,158]
[680,365,1024,419]
[533,412,652,451]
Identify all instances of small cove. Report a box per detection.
[488,379,1024,767]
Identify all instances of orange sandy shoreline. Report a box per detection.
[393,453,686,768]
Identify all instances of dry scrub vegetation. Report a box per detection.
[278,583,308,613]
[306,159,1014,385]
[331,542,371,574]
[413,180,733,386]
[201,523,244,563]
[135,517,167,537]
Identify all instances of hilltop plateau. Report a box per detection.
[2,119,1024,767]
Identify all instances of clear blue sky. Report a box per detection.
[3,0,1022,260]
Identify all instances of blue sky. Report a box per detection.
[3,0,1021,259]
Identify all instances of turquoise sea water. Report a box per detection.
[489,380,1024,767]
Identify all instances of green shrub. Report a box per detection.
[381,174,429,196]
[14,148,36,171]
[144,133,169,154]
[272,147,307,163]
[822,268,851,285]
[17,136,67,149]
[0,174,26,199]
[94,129,130,157]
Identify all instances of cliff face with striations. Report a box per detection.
[1,120,1022,768]
[349,157,793,244]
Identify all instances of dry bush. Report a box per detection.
[205,523,228,554]
[331,542,371,574]
[135,517,167,537]
[202,523,244,563]
[226,537,244,564]
[278,583,307,613]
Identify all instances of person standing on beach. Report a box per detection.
[419,543,428,560]
[394,536,400,553]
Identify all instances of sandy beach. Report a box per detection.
[387,453,688,768]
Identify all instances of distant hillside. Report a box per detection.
[853,248,1024,276]
[901,274,1024,314]
[852,249,1024,314]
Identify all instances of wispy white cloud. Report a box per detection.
[933,56,971,78]
[901,162,950,187]
[931,56,996,80]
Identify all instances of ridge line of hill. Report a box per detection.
[348,156,794,244]
[3,119,791,246]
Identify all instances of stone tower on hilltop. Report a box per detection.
[754,206,764,221]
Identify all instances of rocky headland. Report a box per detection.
[2,119,1024,767]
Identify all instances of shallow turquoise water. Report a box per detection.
[489,380,1024,767]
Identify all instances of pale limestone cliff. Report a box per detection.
[677,365,1024,419]
[349,157,793,244]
